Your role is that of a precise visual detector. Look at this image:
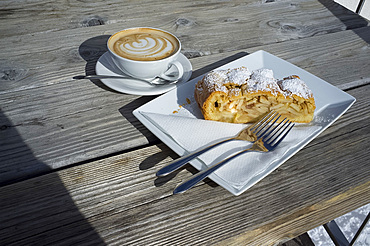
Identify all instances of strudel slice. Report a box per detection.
[194,67,315,123]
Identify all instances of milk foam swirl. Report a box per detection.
[112,32,178,61]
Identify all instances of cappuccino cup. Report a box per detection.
[107,27,183,81]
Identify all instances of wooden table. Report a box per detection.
[1,0,369,245]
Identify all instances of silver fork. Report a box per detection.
[156,111,279,177]
[173,116,295,194]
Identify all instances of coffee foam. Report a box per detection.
[109,28,179,61]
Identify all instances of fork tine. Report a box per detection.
[172,114,295,194]
[249,111,277,132]
[266,120,295,146]
[254,112,281,138]
[264,118,289,142]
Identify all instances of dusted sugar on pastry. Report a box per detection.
[194,67,316,123]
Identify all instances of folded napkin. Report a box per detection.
[141,112,322,190]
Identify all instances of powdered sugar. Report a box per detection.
[201,70,229,93]
[226,66,252,85]
[278,77,313,99]
[198,67,313,99]
[246,68,280,95]
[251,68,274,80]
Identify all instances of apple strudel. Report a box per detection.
[194,67,315,123]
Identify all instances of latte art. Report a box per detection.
[109,29,179,61]
[107,27,183,80]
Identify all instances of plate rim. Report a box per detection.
[133,50,356,195]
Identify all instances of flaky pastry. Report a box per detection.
[194,67,315,123]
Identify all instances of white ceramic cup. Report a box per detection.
[107,27,183,81]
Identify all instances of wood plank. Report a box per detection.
[1,26,370,185]
[1,84,369,245]
[190,26,370,90]
[0,0,369,93]
[1,0,367,39]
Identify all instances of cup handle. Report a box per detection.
[160,60,184,81]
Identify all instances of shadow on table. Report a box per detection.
[121,52,250,188]
[0,112,106,245]
[318,0,370,44]
[118,100,210,187]
[117,52,250,146]
[118,96,157,141]
[78,35,119,93]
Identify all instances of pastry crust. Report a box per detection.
[194,67,316,123]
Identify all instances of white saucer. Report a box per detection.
[95,52,192,95]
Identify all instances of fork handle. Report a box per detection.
[173,148,254,194]
[156,138,234,177]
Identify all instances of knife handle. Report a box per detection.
[173,148,253,194]
[156,138,233,177]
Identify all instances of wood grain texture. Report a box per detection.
[1,84,369,245]
[1,0,367,38]
[1,0,368,92]
[1,25,370,185]
[0,1,369,244]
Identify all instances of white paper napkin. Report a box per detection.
[140,112,322,190]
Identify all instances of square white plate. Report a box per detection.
[133,50,356,195]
